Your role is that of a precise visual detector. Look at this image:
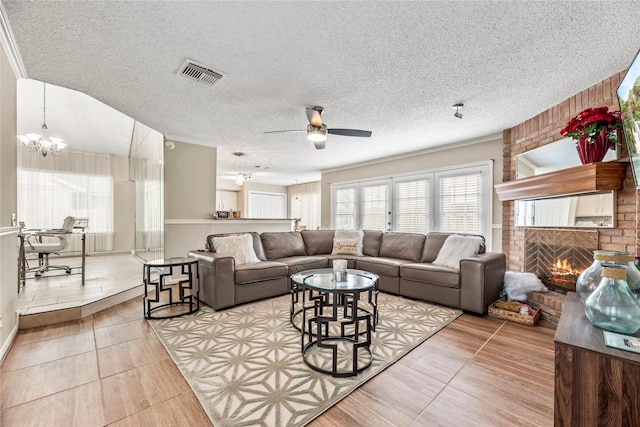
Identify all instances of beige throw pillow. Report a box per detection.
[331,230,364,256]
[211,234,260,265]
[432,234,484,270]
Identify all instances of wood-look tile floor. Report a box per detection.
[1,293,556,427]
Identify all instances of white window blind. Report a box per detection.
[361,182,389,231]
[437,172,482,234]
[331,162,492,247]
[393,177,430,233]
[333,185,357,229]
[515,200,534,226]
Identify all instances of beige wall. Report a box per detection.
[0,41,18,359]
[164,140,217,220]
[163,140,217,257]
[320,137,504,251]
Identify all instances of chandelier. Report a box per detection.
[233,152,252,185]
[18,82,66,157]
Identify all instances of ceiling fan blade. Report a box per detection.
[327,128,372,137]
[313,140,326,150]
[306,107,323,128]
[264,129,306,134]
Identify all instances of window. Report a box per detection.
[332,184,358,229]
[393,176,430,233]
[17,170,113,232]
[360,180,389,231]
[331,162,492,243]
[436,171,482,234]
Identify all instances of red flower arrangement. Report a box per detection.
[560,107,622,164]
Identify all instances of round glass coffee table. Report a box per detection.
[291,268,379,377]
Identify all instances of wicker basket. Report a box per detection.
[488,301,540,326]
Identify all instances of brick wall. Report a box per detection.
[502,71,640,272]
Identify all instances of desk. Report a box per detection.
[17,230,86,293]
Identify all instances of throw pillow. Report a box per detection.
[331,229,364,256]
[432,234,484,269]
[211,233,260,265]
[503,271,548,302]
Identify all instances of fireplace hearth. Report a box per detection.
[524,229,598,292]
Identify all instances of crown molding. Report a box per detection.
[0,3,26,79]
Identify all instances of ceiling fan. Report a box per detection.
[265,106,372,149]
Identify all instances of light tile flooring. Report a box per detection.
[17,253,144,328]
[5,256,557,426]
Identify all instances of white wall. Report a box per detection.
[320,137,504,251]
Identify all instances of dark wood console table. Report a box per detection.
[554,292,640,426]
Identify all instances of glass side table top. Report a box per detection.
[297,268,378,292]
[144,257,198,267]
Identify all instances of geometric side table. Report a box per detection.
[143,257,200,319]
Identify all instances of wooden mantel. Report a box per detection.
[494,161,628,202]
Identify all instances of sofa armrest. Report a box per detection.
[459,252,506,314]
[188,249,236,310]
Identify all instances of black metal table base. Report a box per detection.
[301,290,373,377]
[143,259,199,319]
[290,268,379,377]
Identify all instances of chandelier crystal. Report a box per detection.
[233,152,252,185]
[18,82,66,157]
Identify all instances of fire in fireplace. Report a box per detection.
[546,258,583,289]
[524,228,598,292]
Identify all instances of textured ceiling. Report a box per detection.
[3,1,639,185]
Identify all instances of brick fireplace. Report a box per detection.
[524,229,597,292]
[501,71,640,276]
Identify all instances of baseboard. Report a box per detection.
[0,323,19,366]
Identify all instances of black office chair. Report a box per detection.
[24,216,76,277]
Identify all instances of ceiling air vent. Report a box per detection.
[177,60,225,87]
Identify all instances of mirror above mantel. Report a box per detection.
[505,137,623,228]
[516,137,619,179]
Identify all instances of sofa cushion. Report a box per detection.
[355,256,410,277]
[206,232,266,261]
[331,229,364,256]
[400,263,460,288]
[362,230,383,257]
[274,256,329,275]
[235,261,289,284]
[421,232,485,263]
[209,233,261,264]
[433,234,484,269]
[301,230,335,255]
[378,232,426,263]
[260,232,306,259]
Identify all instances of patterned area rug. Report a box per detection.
[149,292,461,427]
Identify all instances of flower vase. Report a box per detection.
[576,130,612,165]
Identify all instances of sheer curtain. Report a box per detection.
[17,145,114,253]
[290,181,321,230]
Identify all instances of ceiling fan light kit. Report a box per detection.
[265,106,372,150]
[306,124,327,142]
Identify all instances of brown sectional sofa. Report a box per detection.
[188,230,506,314]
